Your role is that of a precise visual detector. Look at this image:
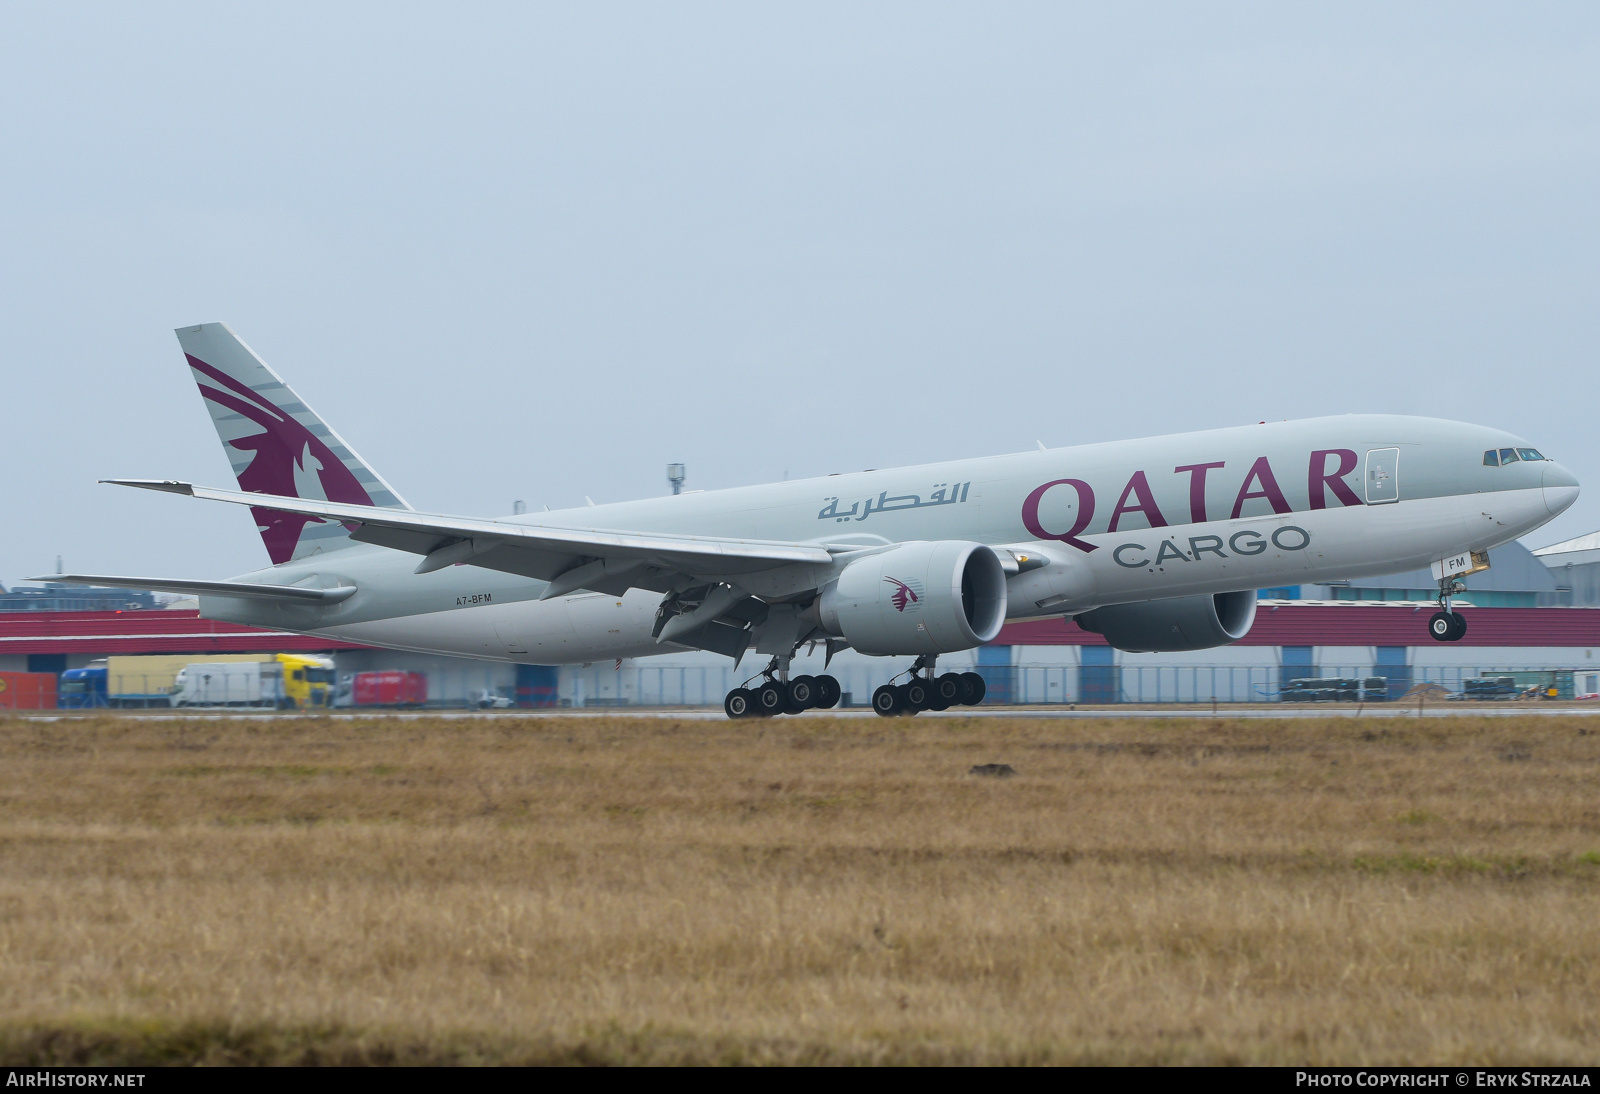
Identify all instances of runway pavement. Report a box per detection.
[16,703,1600,721]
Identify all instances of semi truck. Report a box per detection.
[168,654,336,709]
[95,654,277,707]
[59,654,285,708]
[57,666,108,709]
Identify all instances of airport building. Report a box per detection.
[4,534,1599,707]
[0,581,161,613]
[1533,531,1600,607]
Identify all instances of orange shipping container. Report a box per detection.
[0,672,57,710]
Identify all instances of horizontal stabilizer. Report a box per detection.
[36,574,357,603]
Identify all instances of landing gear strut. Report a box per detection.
[724,655,841,719]
[1428,577,1468,643]
[871,655,987,717]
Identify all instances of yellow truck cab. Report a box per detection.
[275,654,336,709]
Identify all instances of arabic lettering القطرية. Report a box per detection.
[817,482,970,522]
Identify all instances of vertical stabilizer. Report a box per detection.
[175,323,411,565]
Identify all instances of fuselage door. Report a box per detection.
[493,600,577,656]
[1365,448,1400,504]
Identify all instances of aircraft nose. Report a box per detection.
[1543,463,1580,516]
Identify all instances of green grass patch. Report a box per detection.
[1396,809,1438,826]
[164,765,352,779]
[1347,852,1574,878]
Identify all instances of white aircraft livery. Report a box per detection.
[49,323,1580,717]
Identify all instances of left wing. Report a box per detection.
[106,479,835,597]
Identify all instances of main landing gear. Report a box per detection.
[1428,577,1469,643]
[724,656,842,719]
[871,655,986,717]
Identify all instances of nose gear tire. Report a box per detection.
[1429,611,1468,642]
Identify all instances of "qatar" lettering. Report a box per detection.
[1021,450,1359,554]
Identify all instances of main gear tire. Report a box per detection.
[872,684,903,717]
[904,679,931,712]
[958,671,987,705]
[724,688,755,719]
[813,675,842,709]
[787,675,817,711]
[754,682,786,716]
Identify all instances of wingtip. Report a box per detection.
[101,479,196,495]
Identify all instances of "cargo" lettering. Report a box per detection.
[1111,526,1311,568]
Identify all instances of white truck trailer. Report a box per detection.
[106,653,273,708]
[171,661,289,708]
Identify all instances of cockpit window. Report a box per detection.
[1485,447,1548,466]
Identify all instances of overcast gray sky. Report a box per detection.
[2,3,1596,585]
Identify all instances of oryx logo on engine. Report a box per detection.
[884,576,922,612]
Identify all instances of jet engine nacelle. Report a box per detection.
[818,541,1008,655]
[1073,590,1257,653]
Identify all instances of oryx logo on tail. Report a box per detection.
[188,354,373,563]
[176,323,410,564]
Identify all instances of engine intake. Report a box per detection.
[818,541,1008,655]
[1074,590,1257,652]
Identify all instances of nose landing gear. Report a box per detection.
[871,656,987,716]
[1428,577,1469,643]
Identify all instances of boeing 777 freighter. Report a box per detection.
[46,324,1580,717]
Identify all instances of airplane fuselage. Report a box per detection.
[201,413,1579,663]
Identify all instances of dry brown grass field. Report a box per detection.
[1,710,1599,1065]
